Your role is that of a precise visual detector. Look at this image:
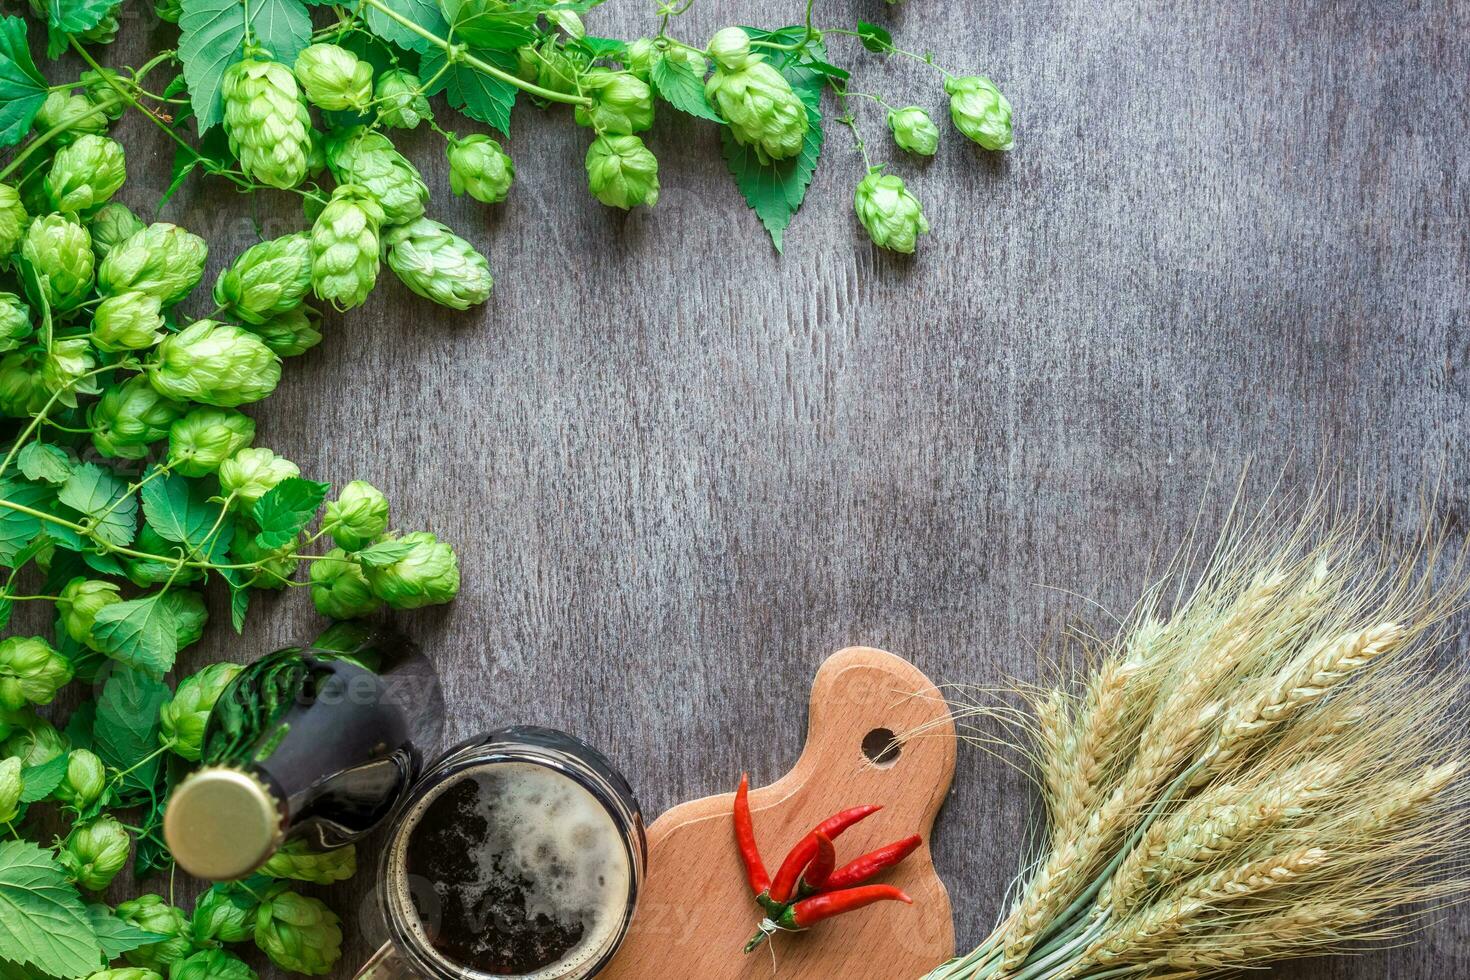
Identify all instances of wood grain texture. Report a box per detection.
[56,0,1470,976]
[603,646,955,977]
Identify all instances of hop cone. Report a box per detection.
[945,75,1013,151]
[154,0,181,22]
[171,950,256,980]
[160,662,242,760]
[384,217,492,310]
[447,134,514,204]
[214,233,313,324]
[93,290,165,352]
[85,971,162,980]
[0,758,18,823]
[222,57,312,189]
[888,106,940,156]
[0,293,32,354]
[60,816,130,891]
[87,201,144,260]
[245,306,322,357]
[22,213,94,311]
[58,578,120,649]
[625,37,656,80]
[705,29,808,164]
[585,134,659,209]
[0,635,72,710]
[853,168,929,253]
[0,712,65,765]
[254,888,342,975]
[192,884,260,944]
[294,43,372,112]
[33,92,109,146]
[147,319,282,407]
[363,532,460,608]
[231,524,299,588]
[0,183,27,257]
[53,747,105,808]
[310,549,382,619]
[124,524,204,588]
[116,894,194,969]
[98,222,207,305]
[90,375,185,459]
[79,69,127,120]
[574,69,654,134]
[310,184,383,310]
[167,406,255,477]
[325,127,428,225]
[324,480,389,549]
[218,446,299,508]
[0,352,47,418]
[375,69,430,129]
[261,839,357,884]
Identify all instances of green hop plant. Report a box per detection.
[0,352,46,418]
[125,525,203,587]
[147,319,281,407]
[116,894,194,970]
[60,815,131,892]
[309,549,382,620]
[230,525,299,588]
[324,480,389,549]
[575,69,655,134]
[944,75,1013,151]
[245,306,322,357]
[167,407,256,477]
[519,36,588,96]
[218,446,299,508]
[294,43,373,112]
[0,636,74,711]
[0,293,32,354]
[40,338,96,408]
[305,127,327,177]
[309,184,384,310]
[90,374,185,458]
[171,950,256,980]
[192,883,261,944]
[87,201,145,260]
[222,57,312,189]
[853,168,929,254]
[364,532,460,608]
[79,69,127,119]
[0,757,21,823]
[93,290,165,351]
[1,711,66,766]
[160,662,242,760]
[33,92,109,145]
[154,0,180,22]
[214,233,313,324]
[254,887,342,975]
[22,213,94,311]
[57,578,121,650]
[54,747,106,808]
[384,217,493,311]
[375,69,430,129]
[44,134,126,213]
[447,134,514,204]
[705,28,809,164]
[85,971,162,980]
[261,839,357,884]
[97,222,207,305]
[0,183,27,256]
[625,37,656,80]
[325,127,429,225]
[888,106,940,156]
[585,134,659,209]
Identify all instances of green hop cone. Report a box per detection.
[87,201,145,260]
[154,0,180,22]
[22,213,94,312]
[325,127,428,225]
[214,233,313,324]
[147,320,282,408]
[116,894,193,969]
[171,950,256,980]
[310,184,383,311]
[41,337,96,408]
[34,92,109,145]
[245,306,322,357]
[324,480,389,549]
[626,37,656,80]
[575,69,655,134]
[167,407,256,477]
[54,747,105,808]
[192,883,260,944]
[93,290,165,352]
[887,106,940,156]
[44,134,125,213]
[0,183,27,257]
[85,971,162,980]
[218,446,300,508]
[57,577,121,650]
[705,28,808,164]
[0,636,72,711]
[98,222,207,304]
[160,662,242,760]
[305,128,328,177]
[585,134,659,209]
[376,69,430,129]
[0,352,46,418]
[261,839,357,884]
[384,217,493,311]
[294,43,373,112]
[944,75,1013,151]
[78,69,127,120]
[125,524,203,587]
[90,375,185,459]
[309,549,382,619]
[853,168,930,254]
[447,134,514,204]
[231,525,300,589]
[364,532,460,608]
[0,293,32,354]
[521,36,588,96]
[254,888,342,975]
[60,815,131,892]
[1,711,66,765]
[0,757,20,823]
[222,57,312,190]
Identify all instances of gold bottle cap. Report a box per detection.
[164,767,283,881]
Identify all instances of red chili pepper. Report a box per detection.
[781,885,913,928]
[732,774,770,896]
[768,805,882,903]
[814,804,882,839]
[796,832,835,896]
[822,834,922,890]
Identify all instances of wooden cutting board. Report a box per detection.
[602,646,957,978]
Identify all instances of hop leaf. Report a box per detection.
[0,182,28,257]
[574,68,654,134]
[944,75,1013,151]
[59,816,131,892]
[375,69,430,129]
[585,133,659,209]
[363,532,460,608]
[97,222,208,305]
[253,888,342,975]
[160,661,241,761]
[53,747,105,808]
[89,376,185,459]
[92,290,165,352]
[325,127,428,225]
[213,233,313,325]
[384,217,493,311]
[705,39,810,165]
[43,134,125,213]
[22,213,94,311]
[261,839,356,884]
[447,134,514,204]
[853,168,929,253]
[309,184,383,311]
[222,57,312,190]
[323,480,389,550]
[218,446,300,509]
[0,635,73,710]
[147,320,281,408]
[294,43,372,112]
[887,106,940,156]
[309,549,382,619]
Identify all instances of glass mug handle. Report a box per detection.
[354,942,423,979]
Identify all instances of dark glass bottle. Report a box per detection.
[164,623,444,881]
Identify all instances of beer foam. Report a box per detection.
[397,761,632,979]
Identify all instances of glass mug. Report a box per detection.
[356,727,647,980]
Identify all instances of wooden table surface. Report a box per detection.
[90,0,1470,976]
